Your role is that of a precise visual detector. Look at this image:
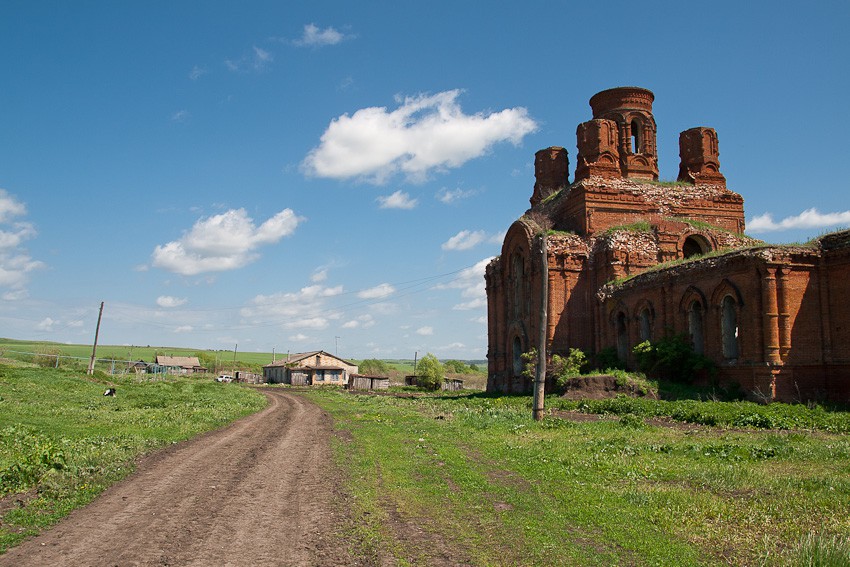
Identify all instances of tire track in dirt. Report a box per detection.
[0,390,358,567]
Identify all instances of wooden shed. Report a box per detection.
[442,377,464,391]
[348,374,390,391]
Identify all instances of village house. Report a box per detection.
[263,351,358,386]
[152,355,207,375]
[486,87,850,403]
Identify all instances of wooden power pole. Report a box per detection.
[87,301,104,375]
[533,234,548,421]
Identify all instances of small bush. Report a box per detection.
[33,348,61,369]
[416,353,443,391]
[359,359,391,376]
[0,426,66,495]
[633,335,717,384]
[595,347,625,371]
[618,413,646,429]
[551,349,587,389]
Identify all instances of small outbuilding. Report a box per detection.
[348,374,390,391]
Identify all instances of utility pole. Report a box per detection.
[232,343,238,374]
[87,301,104,375]
[413,351,418,377]
[533,233,548,421]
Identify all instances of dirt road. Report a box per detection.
[0,390,360,566]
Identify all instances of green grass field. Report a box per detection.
[3,362,847,564]
[304,390,850,566]
[0,364,266,552]
[0,338,486,385]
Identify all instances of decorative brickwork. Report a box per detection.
[486,87,850,403]
[575,119,620,181]
[677,127,726,185]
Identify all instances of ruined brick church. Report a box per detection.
[485,87,849,402]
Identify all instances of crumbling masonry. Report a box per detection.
[486,87,850,402]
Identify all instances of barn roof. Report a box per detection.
[155,355,202,368]
[263,350,356,368]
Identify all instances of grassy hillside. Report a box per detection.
[0,364,266,552]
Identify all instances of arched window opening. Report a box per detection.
[512,336,523,376]
[721,295,739,360]
[683,236,709,259]
[688,301,705,355]
[638,308,652,342]
[511,253,525,318]
[616,312,629,362]
[631,120,642,154]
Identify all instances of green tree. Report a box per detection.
[194,351,217,373]
[416,353,443,390]
[358,358,390,376]
[443,359,470,374]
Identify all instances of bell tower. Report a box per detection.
[587,87,659,180]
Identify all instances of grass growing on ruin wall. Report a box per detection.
[310,389,850,566]
[0,364,266,552]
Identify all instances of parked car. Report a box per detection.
[216,375,233,383]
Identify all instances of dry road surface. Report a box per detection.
[0,390,361,566]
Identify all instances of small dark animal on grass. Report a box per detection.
[103,388,116,397]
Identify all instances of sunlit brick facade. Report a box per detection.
[486,87,850,402]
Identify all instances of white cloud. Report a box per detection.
[342,314,375,329]
[294,23,348,47]
[436,187,478,204]
[156,295,188,308]
[311,268,328,282]
[37,317,56,331]
[302,90,538,184]
[189,65,207,80]
[242,284,343,330]
[416,326,434,336]
[0,189,27,223]
[289,333,310,341]
[357,283,395,299]
[2,289,28,301]
[434,257,492,310]
[171,110,189,123]
[225,46,273,72]
[377,190,418,210]
[748,208,850,233]
[174,325,194,333]
[0,189,44,297]
[454,297,486,310]
[151,208,303,275]
[442,229,487,251]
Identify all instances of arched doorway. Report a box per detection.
[682,235,710,259]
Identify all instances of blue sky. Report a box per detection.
[1,1,848,360]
